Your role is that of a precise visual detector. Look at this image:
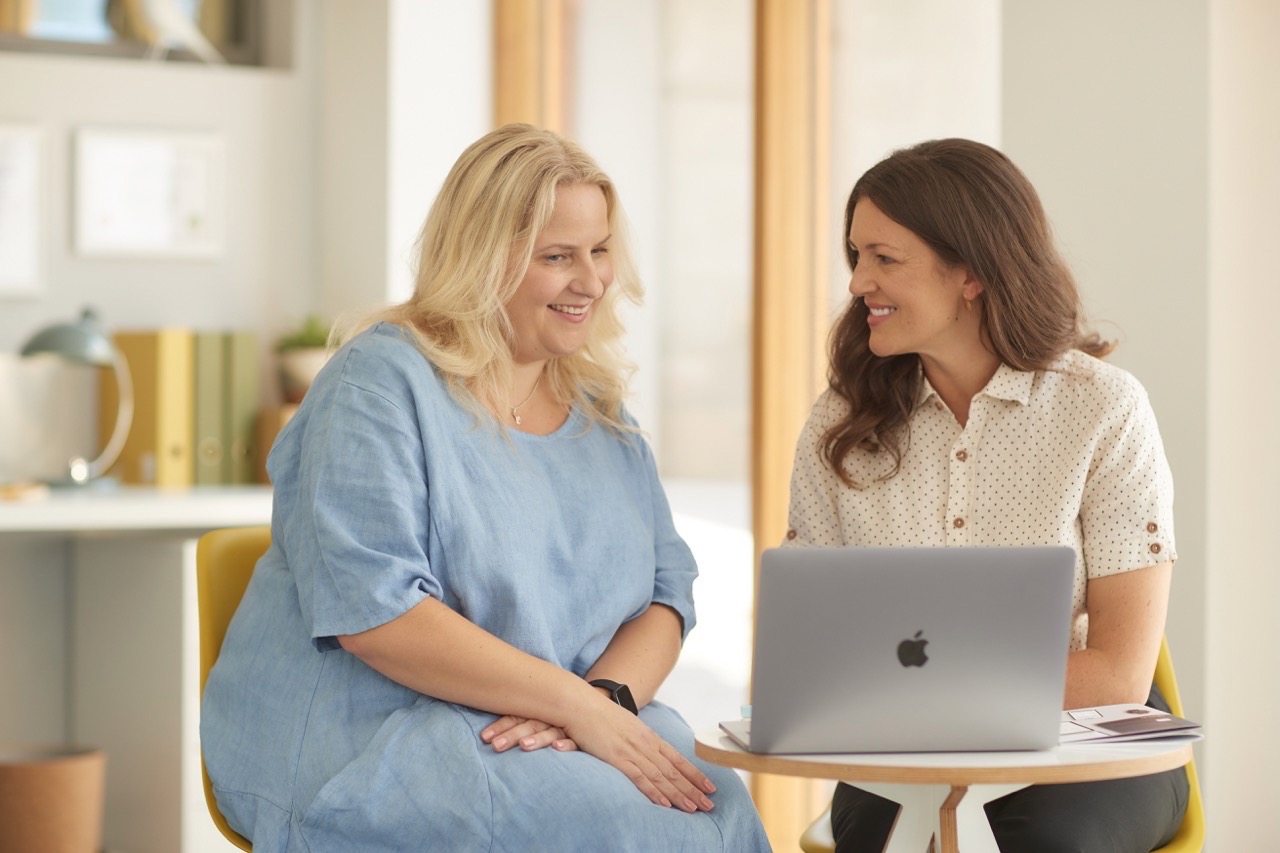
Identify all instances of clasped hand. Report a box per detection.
[481,702,716,813]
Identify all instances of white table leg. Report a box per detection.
[858,781,1028,852]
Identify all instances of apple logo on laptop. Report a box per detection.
[897,630,928,667]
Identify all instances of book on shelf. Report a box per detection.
[192,329,261,486]
[224,330,260,485]
[101,327,262,488]
[256,403,298,485]
[193,332,227,485]
[100,328,195,487]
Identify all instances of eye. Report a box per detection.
[848,249,860,268]
[877,254,895,265]
[591,246,609,256]
[544,253,567,263]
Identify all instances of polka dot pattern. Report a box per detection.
[784,350,1176,651]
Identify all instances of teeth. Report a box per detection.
[869,306,896,317]
[552,304,587,315]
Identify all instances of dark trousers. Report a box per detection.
[830,684,1190,853]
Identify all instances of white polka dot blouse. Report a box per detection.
[784,349,1176,651]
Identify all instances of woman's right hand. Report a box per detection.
[562,699,717,813]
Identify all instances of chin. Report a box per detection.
[866,338,900,358]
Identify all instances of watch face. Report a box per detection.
[591,679,639,714]
[613,683,638,715]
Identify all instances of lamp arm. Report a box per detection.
[81,351,134,482]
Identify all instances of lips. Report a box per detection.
[865,303,896,327]
[549,303,591,324]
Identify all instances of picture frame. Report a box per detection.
[0,124,42,297]
[74,127,225,258]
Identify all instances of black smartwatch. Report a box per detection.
[589,678,638,715]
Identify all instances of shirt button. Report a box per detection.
[1146,522,1158,533]
[786,529,798,540]
[934,402,944,411]
[953,517,965,529]
[1150,543,1162,554]
[955,450,968,462]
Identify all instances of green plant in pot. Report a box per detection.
[276,315,332,404]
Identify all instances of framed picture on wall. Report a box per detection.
[74,127,225,258]
[0,125,41,297]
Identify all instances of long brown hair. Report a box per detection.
[823,138,1112,486]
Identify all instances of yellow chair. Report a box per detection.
[196,525,271,853]
[799,636,1205,852]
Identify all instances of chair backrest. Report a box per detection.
[1151,636,1205,853]
[196,525,271,853]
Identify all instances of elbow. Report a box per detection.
[1122,675,1154,706]
[337,631,372,660]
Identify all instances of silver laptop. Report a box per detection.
[722,546,1075,754]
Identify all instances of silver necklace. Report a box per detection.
[510,373,542,426]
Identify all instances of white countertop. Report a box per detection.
[0,484,272,534]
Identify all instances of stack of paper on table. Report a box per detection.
[1060,704,1202,743]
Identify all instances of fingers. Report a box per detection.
[482,717,577,753]
[480,715,526,750]
[604,729,715,813]
[660,742,717,796]
[618,750,716,813]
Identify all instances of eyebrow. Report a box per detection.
[536,234,612,253]
[848,239,901,253]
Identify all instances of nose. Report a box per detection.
[574,255,610,299]
[848,264,872,298]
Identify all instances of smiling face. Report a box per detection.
[847,198,983,366]
[506,182,614,366]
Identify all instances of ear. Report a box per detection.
[960,268,985,302]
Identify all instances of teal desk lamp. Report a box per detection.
[20,307,134,485]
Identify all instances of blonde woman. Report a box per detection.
[202,124,769,852]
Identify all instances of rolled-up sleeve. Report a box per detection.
[286,367,442,650]
[1079,383,1177,579]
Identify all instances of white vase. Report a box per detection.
[278,348,330,403]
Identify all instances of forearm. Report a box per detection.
[338,597,599,727]
[1062,561,1172,709]
[1064,647,1154,708]
[585,602,684,708]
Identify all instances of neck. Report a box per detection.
[506,361,548,427]
[920,346,1001,426]
[510,361,546,402]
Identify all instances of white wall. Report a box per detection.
[1207,0,1280,846]
[0,29,314,359]
[315,0,492,319]
[1002,0,1210,741]
[572,0,665,440]
[829,0,1001,309]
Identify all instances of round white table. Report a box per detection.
[695,729,1195,853]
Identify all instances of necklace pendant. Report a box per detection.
[513,412,522,426]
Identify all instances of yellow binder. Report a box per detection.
[100,328,195,487]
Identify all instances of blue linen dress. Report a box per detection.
[201,323,769,852]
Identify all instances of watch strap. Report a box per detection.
[588,678,638,715]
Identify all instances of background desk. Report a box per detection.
[0,486,272,853]
[696,729,1194,853]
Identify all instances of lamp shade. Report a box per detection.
[19,307,133,485]
[20,308,116,367]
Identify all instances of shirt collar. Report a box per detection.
[917,361,1035,407]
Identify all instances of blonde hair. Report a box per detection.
[338,123,642,432]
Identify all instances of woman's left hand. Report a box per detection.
[481,715,579,753]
